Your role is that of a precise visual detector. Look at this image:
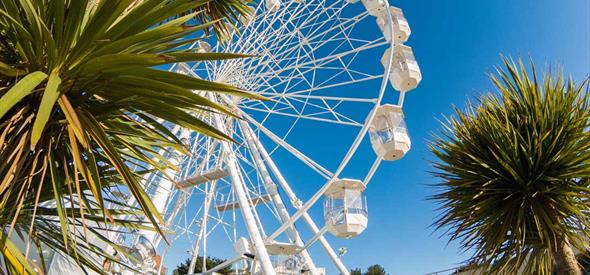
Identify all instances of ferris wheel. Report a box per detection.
[117,0,422,274]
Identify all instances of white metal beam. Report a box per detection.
[298,226,329,253]
[240,121,320,275]
[211,107,276,275]
[246,122,350,275]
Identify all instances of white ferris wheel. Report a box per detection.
[104,0,422,274]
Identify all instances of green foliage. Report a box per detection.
[186,0,254,42]
[0,0,260,274]
[349,265,387,275]
[365,264,387,275]
[430,58,590,274]
[172,256,231,275]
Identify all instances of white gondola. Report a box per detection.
[324,179,368,238]
[360,0,388,16]
[376,6,411,43]
[106,236,158,275]
[381,44,422,92]
[266,0,281,11]
[128,236,157,264]
[369,104,410,161]
[196,41,211,53]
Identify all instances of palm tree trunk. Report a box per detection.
[555,236,582,275]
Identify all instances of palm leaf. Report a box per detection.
[430,58,590,274]
[0,0,262,273]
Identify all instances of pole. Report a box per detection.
[240,121,320,275]
[245,124,350,275]
[211,107,276,275]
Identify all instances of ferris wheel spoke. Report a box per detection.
[252,58,384,94]
[247,42,388,105]
[241,103,364,127]
[265,2,350,54]
[232,0,337,57]
[221,2,355,87]
[243,85,377,126]
[241,113,334,180]
[252,15,368,79]
[260,38,388,81]
[256,74,383,101]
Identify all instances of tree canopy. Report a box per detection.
[172,256,231,275]
[350,264,388,275]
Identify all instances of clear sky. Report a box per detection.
[162,1,589,274]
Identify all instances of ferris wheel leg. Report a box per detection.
[240,121,320,275]
[188,180,219,274]
[245,123,350,275]
[187,143,223,274]
[212,114,276,275]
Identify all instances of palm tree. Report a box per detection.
[184,0,254,42]
[0,0,259,274]
[430,58,589,274]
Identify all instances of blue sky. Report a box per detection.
[162,1,589,274]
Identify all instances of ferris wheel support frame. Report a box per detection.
[210,97,277,275]
[219,92,352,275]
[240,120,320,275]
[187,178,219,274]
[186,144,224,274]
[245,118,351,275]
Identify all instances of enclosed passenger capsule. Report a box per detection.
[196,41,211,53]
[369,104,410,161]
[107,236,158,275]
[376,6,411,43]
[381,44,421,92]
[128,236,156,264]
[360,0,388,16]
[266,0,281,11]
[324,179,368,238]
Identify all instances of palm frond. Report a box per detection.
[183,0,254,42]
[0,0,260,273]
[430,57,590,274]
